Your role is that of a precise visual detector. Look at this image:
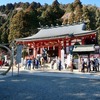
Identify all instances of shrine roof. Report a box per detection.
[16,23,96,42]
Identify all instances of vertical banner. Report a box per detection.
[16,45,23,64]
[66,46,69,53]
[69,46,74,54]
[61,49,65,69]
[67,53,72,67]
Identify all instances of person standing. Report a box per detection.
[0,60,3,68]
[95,58,99,71]
[91,59,95,71]
[81,59,85,72]
[24,58,27,69]
[35,58,39,69]
[32,58,35,69]
[87,58,91,72]
[27,59,32,70]
[51,59,55,69]
[58,58,62,71]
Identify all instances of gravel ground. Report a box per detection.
[0,74,100,100]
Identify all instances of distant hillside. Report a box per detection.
[0,0,100,44]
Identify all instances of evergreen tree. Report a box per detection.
[0,22,9,43]
[82,6,90,29]
[98,27,100,45]
[9,10,38,42]
[22,2,30,10]
[51,0,64,25]
[40,6,52,26]
[74,5,83,22]
[0,0,99,44]
[88,6,97,30]
[40,0,64,26]
[95,9,100,28]
[65,4,74,13]
[68,12,75,24]
[52,0,60,6]
[73,0,82,8]
[9,10,25,42]
[5,3,14,11]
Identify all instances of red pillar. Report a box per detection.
[64,40,66,53]
[82,38,85,45]
[69,39,71,46]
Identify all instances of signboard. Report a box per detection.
[90,54,100,58]
[16,45,23,64]
[69,46,74,54]
[67,53,73,67]
[80,55,88,58]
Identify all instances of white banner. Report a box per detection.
[61,49,65,69]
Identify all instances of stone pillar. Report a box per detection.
[34,48,37,58]
[61,49,65,69]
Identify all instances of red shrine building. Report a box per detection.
[16,22,99,59]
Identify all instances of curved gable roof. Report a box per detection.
[16,23,96,41]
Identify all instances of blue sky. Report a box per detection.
[0,0,100,7]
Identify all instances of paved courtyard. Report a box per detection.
[0,74,100,100]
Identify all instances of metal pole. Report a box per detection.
[12,46,14,76]
[18,63,19,76]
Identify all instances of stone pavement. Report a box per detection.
[0,66,100,80]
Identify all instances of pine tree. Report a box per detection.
[68,12,75,24]
[95,9,100,28]
[65,4,74,13]
[98,27,100,45]
[9,10,38,42]
[73,0,82,8]
[82,6,90,29]
[74,5,83,22]
[88,6,97,30]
